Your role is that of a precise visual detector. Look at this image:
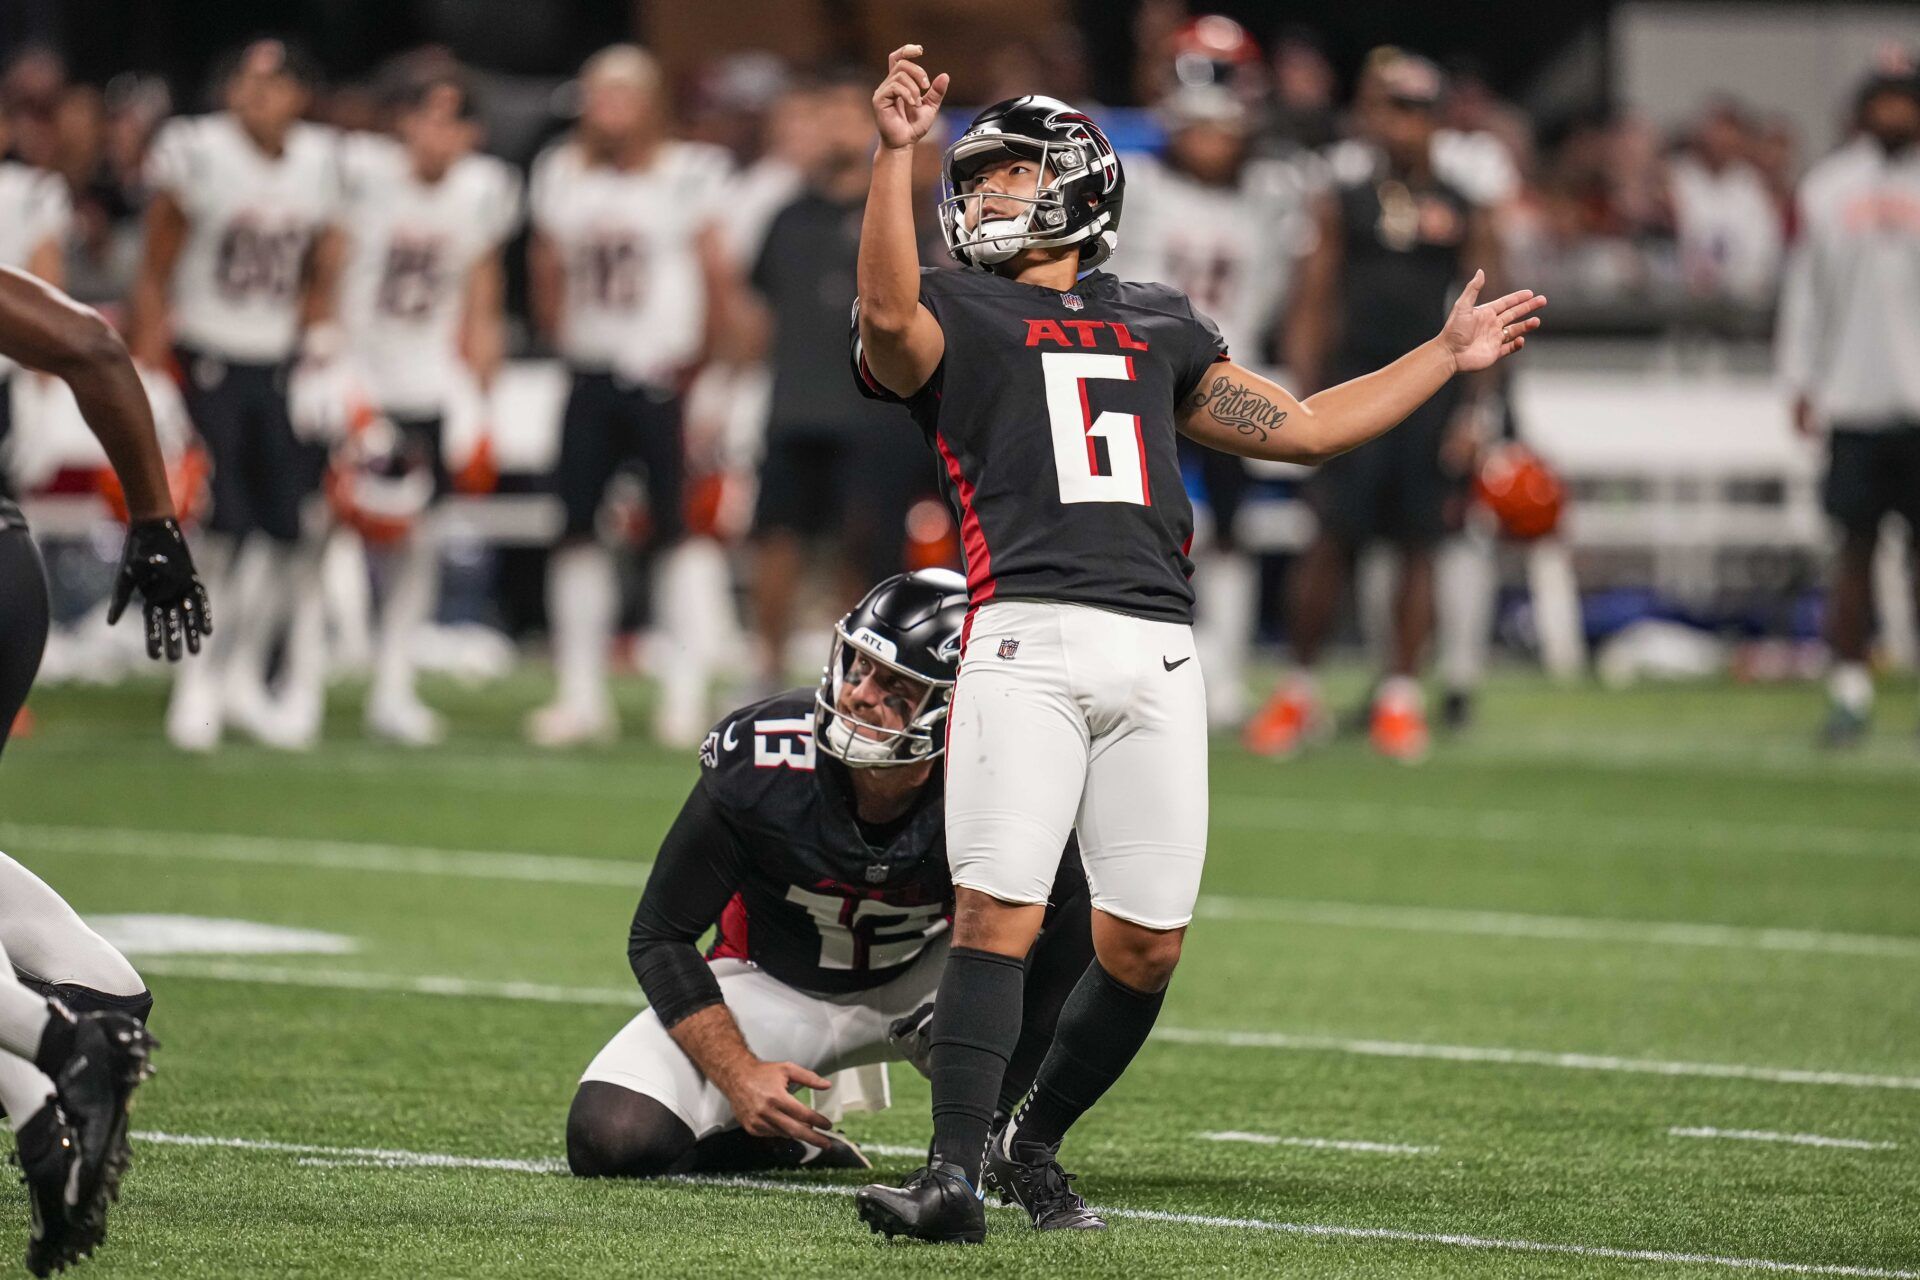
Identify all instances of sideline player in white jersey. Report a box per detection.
[0,106,71,501]
[526,44,742,748]
[329,70,519,745]
[129,39,344,751]
[1107,14,1318,728]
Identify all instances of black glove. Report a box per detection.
[107,517,212,662]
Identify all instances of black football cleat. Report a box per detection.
[855,1161,985,1243]
[797,1130,873,1171]
[982,1125,1106,1232]
[47,1013,157,1249]
[16,1104,97,1277]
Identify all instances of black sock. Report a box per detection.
[999,890,1093,1117]
[1012,961,1166,1151]
[928,946,1026,1180]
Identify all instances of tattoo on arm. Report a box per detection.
[1186,374,1290,443]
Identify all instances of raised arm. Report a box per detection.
[0,266,208,658]
[1179,269,1545,465]
[856,44,948,399]
[627,782,833,1149]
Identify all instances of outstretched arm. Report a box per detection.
[0,266,209,659]
[1179,270,1545,465]
[856,44,948,399]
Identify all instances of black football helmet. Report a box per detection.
[816,569,968,768]
[939,95,1124,272]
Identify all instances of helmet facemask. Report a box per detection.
[814,625,952,768]
[939,135,1106,269]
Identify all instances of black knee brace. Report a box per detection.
[565,1082,695,1178]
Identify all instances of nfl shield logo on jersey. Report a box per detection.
[998,638,1020,660]
[1061,293,1084,311]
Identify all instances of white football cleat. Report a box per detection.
[366,695,446,747]
[525,701,618,749]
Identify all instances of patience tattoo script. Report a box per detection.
[1187,374,1289,443]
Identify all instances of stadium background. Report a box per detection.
[0,1,1916,1276]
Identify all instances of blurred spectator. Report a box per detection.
[1265,27,1337,151]
[1669,98,1784,316]
[1,46,66,170]
[1776,51,1920,745]
[980,26,1095,108]
[63,74,171,307]
[744,71,939,687]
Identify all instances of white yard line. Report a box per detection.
[13,819,1919,962]
[131,1129,1920,1278]
[1669,1127,1899,1152]
[0,821,648,887]
[1210,797,1920,862]
[137,960,1920,1092]
[1193,897,1920,960]
[1154,1027,1920,1092]
[1200,1130,1434,1155]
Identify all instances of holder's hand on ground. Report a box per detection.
[873,45,949,151]
[1442,270,1547,374]
[107,516,211,661]
[720,1059,836,1149]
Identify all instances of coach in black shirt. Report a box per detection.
[746,72,943,687]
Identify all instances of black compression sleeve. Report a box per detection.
[628,780,749,1028]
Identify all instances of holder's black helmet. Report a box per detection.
[939,95,1125,272]
[815,569,968,767]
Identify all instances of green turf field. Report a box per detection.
[2,669,1917,1277]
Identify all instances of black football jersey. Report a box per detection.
[685,691,954,995]
[855,267,1229,624]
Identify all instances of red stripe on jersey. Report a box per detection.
[708,893,750,963]
[1125,355,1151,506]
[855,350,886,396]
[935,433,996,603]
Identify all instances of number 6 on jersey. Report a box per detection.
[1042,351,1149,506]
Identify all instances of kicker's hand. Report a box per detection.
[1441,269,1547,374]
[873,45,949,151]
[720,1059,836,1150]
[107,516,211,662]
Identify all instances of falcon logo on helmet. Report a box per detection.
[815,568,969,767]
[939,95,1126,272]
